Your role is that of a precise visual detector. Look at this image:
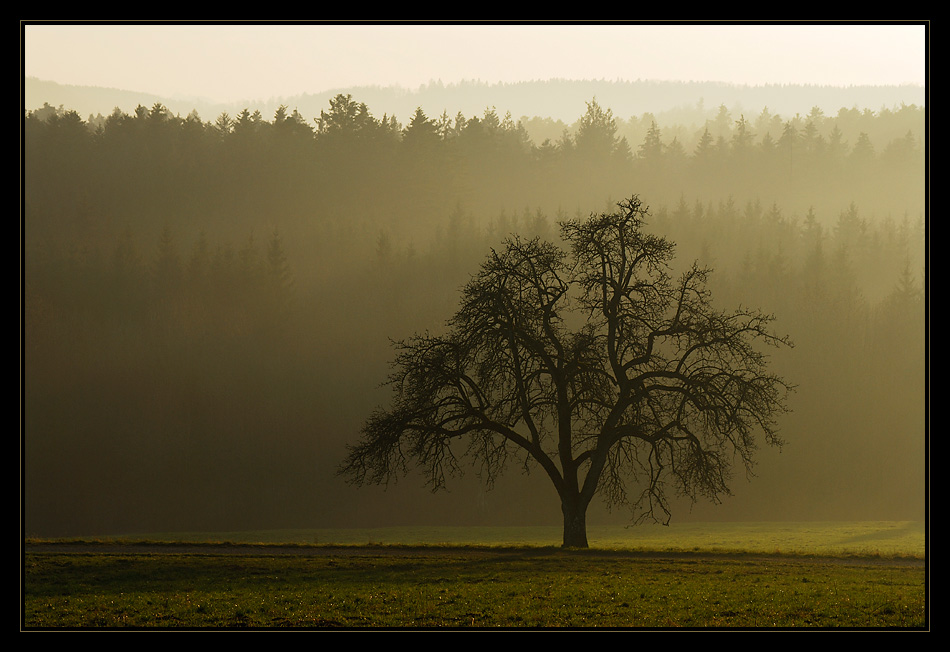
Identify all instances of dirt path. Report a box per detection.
[22,542,925,568]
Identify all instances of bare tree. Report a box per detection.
[340,196,793,547]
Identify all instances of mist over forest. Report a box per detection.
[23,78,926,537]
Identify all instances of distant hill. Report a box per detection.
[25,75,926,128]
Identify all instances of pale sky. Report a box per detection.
[23,22,927,104]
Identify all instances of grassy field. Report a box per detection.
[23,522,928,630]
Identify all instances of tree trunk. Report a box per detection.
[561,498,589,548]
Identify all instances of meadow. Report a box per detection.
[23,522,927,630]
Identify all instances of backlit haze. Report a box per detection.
[22,21,928,538]
[24,23,926,105]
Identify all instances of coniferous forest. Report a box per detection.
[23,92,925,536]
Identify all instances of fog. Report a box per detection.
[23,67,925,537]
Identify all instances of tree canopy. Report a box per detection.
[340,196,795,547]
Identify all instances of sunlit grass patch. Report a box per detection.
[85,521,924,559]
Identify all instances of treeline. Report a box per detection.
[24,94,924,256]
[22,93,926,535]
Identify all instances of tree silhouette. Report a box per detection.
[340,196,794,547]
[574,98,621,161]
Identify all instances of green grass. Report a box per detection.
[24,548,925,629]
[23,522,928,629]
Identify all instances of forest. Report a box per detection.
[22,92,926,537]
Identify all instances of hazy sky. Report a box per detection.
[23,22,926,104]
